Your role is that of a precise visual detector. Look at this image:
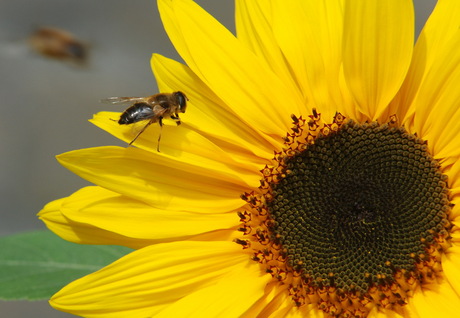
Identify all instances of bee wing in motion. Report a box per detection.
[100,97,146,104]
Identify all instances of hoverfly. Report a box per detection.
[102,91,188,151]
[29,27,87,65]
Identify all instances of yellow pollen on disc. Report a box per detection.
[235,109,453,317]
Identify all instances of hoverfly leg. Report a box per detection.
[128,120,153,146]
[157,117,164,152]
[171,113,181,125]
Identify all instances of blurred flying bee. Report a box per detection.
[102,91,188,152]
[29,27,88,64]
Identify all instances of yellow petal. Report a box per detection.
[150,53,275,163]
[50,241,248,318]
[60,186,238,240]
[368,308,408,318]
[235,1,300,101]
[245,283,322,318]
[271,0,346,120]
[396,0,460,123]
[410,33,460,159]
[90,112,262,187]
[446,161,460,220]
[450,198,460,221]
[38,196,155,249]
[154,261,271,317]
[342,0,414,121]
[415,0,460,69]
[411,281,460,317]
[57,146,247,213]
[284,305,323,318]
[447,159,460,190]
[241,282,288,318]
[158,0,304,140]
[442,244,460,299]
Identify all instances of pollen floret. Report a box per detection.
[236,110,452,317]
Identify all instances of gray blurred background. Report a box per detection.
[0,0,436,317]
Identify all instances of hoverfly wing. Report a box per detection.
[100,96,145,104]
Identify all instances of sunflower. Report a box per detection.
[38,0,460,317]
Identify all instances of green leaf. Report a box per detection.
[0,230,133,300]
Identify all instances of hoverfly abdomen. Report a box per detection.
[118,103,154,125]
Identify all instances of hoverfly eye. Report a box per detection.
[175,91,187,112]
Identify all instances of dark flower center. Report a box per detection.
[236,112,452,317]
[267,120,450,292]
